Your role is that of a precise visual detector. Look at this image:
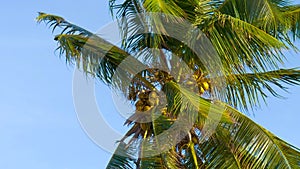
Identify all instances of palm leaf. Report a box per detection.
[163,82,300,168]
[221,103,300,168]
[217,68,300,110]
[36,13,156,92]
[115,87,300,168]
[281,5,300,39]
[106,142,136,169]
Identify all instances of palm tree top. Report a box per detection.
[37,0,300,168]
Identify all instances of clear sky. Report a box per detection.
[0,1,300,169]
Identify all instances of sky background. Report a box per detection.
[0,1,300,169]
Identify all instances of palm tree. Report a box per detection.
[37,0,300,168]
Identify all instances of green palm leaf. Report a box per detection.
[218,68,300,110]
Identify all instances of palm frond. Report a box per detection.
[281,5,300,39]
[218,0,284,34]
[36,13,156,91]
[221,102,300,168]
[156,82,300,168]
[206,12,286,73]
[177,99,300,168]
[117,89,300,168]
[143,0,185,17]
[37,12,93,36]
[106,142,136,169]
[217,0,300,47]
[216,68,300,110]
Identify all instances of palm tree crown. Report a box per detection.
[37,0,300,168]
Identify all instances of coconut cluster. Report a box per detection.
[182,70,211,95]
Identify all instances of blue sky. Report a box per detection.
[0,1,300,169]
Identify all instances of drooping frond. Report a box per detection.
[37,12,93,36]
[106,142,135,169]
[107,85,300,168]
[36,13,156,91]
[164,86,300,168]
[217,68,300,110]
[159,82,300,168]
[220,102,300,168]
[281,5,300,39]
